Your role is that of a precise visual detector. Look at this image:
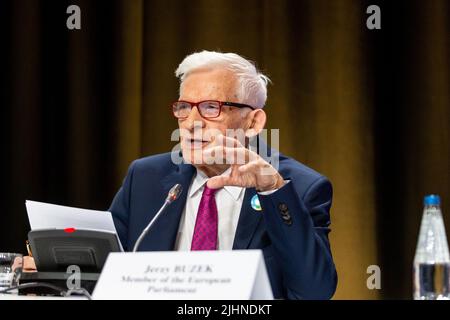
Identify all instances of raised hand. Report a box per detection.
[203,135,285,192]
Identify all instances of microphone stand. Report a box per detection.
[132,184,182,252]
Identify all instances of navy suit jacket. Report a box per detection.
[109,152,337,299]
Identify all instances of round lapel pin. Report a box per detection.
[251,194,262,211]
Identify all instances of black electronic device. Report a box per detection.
[20,228,122,295]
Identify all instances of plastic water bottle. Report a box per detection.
[413,195,450,299]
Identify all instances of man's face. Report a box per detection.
[178,68,250,166]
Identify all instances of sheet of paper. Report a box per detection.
[26,200,118,233]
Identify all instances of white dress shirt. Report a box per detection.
[175,168,245,251]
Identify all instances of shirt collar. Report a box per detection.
[189,168,244,201]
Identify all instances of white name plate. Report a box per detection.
[92,250,273,300]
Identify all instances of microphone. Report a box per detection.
[132,184,183,252]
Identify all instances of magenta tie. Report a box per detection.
[191,185,218,250]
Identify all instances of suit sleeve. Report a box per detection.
[258,176,338,299]
[108,161,136,251]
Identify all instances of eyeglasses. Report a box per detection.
[172,100,255,119]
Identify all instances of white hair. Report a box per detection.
[175,50,270,108]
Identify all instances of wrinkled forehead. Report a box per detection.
[179,68,239,102]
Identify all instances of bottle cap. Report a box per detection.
[424,194,440,206]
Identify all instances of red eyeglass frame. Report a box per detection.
[171,100,256,119]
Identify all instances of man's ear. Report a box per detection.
[245,109,266,138]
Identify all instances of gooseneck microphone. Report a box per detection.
[132,184,183,252]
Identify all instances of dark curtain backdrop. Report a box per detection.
[0,0,449,299]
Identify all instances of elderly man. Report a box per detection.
[110,51,337,299]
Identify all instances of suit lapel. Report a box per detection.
[232,188,263,249]
[231,137,274,249]
[144,162,195,251]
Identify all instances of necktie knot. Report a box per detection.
[203,184,217,196]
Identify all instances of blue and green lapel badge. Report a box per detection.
[251,194,262,211]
